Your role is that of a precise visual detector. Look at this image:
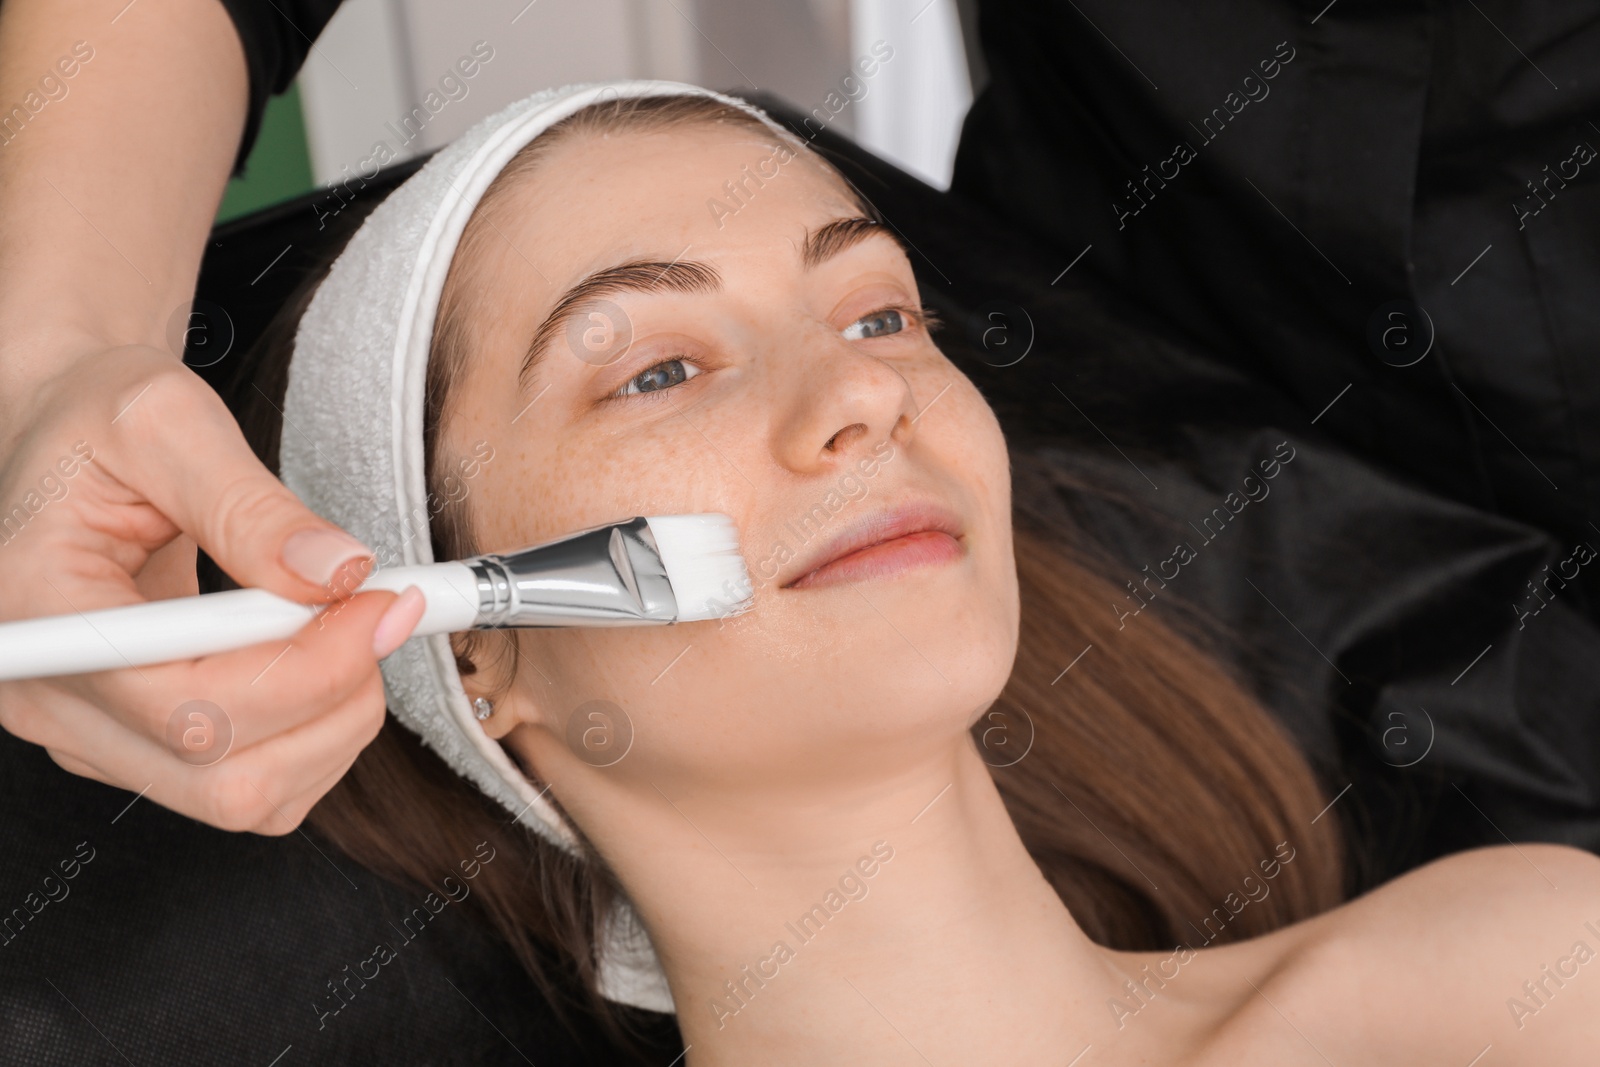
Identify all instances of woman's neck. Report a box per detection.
[572,740,1148,1065]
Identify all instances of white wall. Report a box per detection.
[295,0,412,184]
[299,0,971,190]
[851,0,972,189]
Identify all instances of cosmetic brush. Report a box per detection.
[0,514,750,682]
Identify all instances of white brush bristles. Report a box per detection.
[645,514,755,622]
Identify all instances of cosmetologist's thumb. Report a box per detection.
[132,378,375,603]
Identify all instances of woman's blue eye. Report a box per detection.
[617,357,700,398]
[842,307,907,341]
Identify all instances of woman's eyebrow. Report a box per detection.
[516,217,903,392]
[801,216,900,269]
[519,259,721,392]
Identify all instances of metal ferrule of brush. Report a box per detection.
[466,516,680,628]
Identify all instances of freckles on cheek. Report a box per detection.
[669,459,741,515]
[523,418,748,542]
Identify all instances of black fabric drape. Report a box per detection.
[955,1,1600,619]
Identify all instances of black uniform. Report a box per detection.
[955,2,1600,596]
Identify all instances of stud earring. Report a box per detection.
[473,697,493,721]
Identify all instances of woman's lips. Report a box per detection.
[782,504,965,590]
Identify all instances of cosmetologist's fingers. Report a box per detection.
[28,642,393,834]
[17,589,423,830]
[47,588,409,755]
[94,351,376,603]
[44,748,114,786]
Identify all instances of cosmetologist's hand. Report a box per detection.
[0,344,425,833]
[0,0,414,832]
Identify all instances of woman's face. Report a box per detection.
[439,113,1018,806]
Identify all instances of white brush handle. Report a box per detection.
[0,563,481,682]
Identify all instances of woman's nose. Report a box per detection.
[768,327,918,474]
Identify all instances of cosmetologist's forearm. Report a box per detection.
[0,0,247,409]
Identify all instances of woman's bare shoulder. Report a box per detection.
[1275,843,1600,1062]
[1337,842,1599,925]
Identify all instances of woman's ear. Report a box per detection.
[451,630,550,741]
[472,695,521,741]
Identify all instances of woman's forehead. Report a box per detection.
[488,125,856,258]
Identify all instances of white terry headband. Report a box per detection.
[278,80,791,1014]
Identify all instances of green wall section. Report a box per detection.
[216,83,316,222]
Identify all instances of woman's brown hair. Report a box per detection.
[222,93,1346,1061]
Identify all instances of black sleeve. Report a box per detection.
[214,0,348,176]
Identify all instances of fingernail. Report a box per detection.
[283,527,374,588]
[373,585,426,659]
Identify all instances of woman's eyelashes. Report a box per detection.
[607,305,920,401]
[842,305,910,341]
[613,357,700,398]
